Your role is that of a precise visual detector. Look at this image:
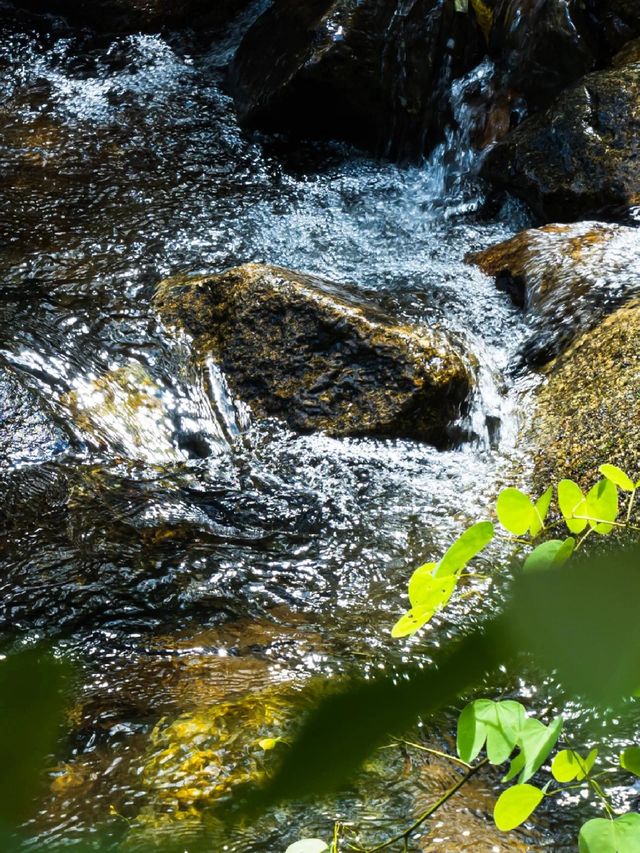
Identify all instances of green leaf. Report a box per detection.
[391,606,438,639]
[523,537,575,573]
[408,565,454,609]
[586,479,619,534]
[502,750,525,783]
[456,699,525,765]
[530,487,553,538]
[285,842,329,853]
[516,716,563,783]
[551,748,597,783]
[496,488,535,536]
[434,521,494,577]
[493,784,544,831]
[620,747,640,777]
[579,813,640,853]
[457,700,489,764]
[600,464,636,493]
[558,480,588,534]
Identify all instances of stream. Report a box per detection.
[1,3,631,851]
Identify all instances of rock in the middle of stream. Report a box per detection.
[155,264,474,443]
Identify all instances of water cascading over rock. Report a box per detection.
[228,0,486,160]
[155,263,475,444]
[467,220,640,364]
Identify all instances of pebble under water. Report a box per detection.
[1,4,631,851]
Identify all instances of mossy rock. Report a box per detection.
[467,221,640,364]
[531,301,640,491]
[481,63,640,222]
[155,263,475,444]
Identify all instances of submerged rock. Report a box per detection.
[468,221,640,364]
[480,63,640,222]
[155,263,474,444]
[531,301,640,491]
[228,0,485,160]
[0,369,68,470]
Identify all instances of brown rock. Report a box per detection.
[532,301,640,491]
[155,263,475,443]
[467,221,640,364]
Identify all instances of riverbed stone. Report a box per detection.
[531,301,640,491]
[467,221,640,364]
[228,0,485,160]
[155,263,474,443]
[480,63,640,222]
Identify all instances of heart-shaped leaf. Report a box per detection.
[523,537,575,573]
[558,480,588,534]
[516,716,563,783]
[408,573,456,615]
[620,747,640,777]
[530,487,553,538]
[497,488,535,536]
[391,606,437,639]
[494,784,544,831]
[579,813,640,853]
[600,464,636,493]
[434,522,494,577]
[551,748,597,783]
[456,699,525,765]
[586,479,619,534]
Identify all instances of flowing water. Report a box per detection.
[1,4,631,851]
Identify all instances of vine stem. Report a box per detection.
[626,489,637,524]
[386,739,473,769]
[356,758,489,852]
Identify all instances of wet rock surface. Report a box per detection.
[480,63,640,222]
[468,221,640,365]
[0,369,68,469]
[11,0,253,31]
[488,0,599,111]
[228,0,485,159]
[155,263,475,443]
[531,301,640,490]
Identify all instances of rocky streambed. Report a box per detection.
[1,0,639,851]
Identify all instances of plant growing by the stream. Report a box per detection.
[289,463,640,853]
[391,463,640,639]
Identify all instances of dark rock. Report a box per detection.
[228,0,485,160]
[155,263,475,443]
[488,0,599,111]
[468,221,640,365]
[531,301,640,491]
[480,63,640,222]
[11,0,252,32]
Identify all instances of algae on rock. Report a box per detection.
[155,263,475,445]
[531,302,640,491]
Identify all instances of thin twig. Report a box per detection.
[388,738,472,769]
[359,758,489,852]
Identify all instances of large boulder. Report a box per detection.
[155,263,474,443]
[228,0,485,160]
[467,221,640,364]
[531,301,640,491]
[480,63,640,222]
[488,0,599,112]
